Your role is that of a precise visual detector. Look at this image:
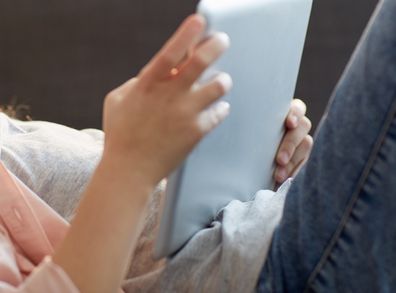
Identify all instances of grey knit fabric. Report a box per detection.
[0,113,104,221]
[0,113,288,292]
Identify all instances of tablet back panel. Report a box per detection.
[155,0,312,259]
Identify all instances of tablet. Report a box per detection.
[154,0,312,259]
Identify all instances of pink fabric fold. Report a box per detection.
[0,162,78,292]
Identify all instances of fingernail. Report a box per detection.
[214,101,231,118]
[215,32,231,49]
[197,101,230,132]
[217,73,233,92]
[278,151,289,165]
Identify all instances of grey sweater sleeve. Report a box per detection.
[122,181,289,293]
[0,113,287,292]
[0,113,104,220]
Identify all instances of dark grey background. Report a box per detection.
[0,0,378,131]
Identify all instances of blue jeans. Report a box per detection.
[258,0,396,292]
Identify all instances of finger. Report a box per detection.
[192,73,233,110]
[139,15,206,85]
[196,101,230,134]
[289,135,313,177]
[276,116,312,166]
[177,32,230,88]
[275,135,313,183]
[286,99,307,129]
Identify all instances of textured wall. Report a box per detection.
[0,0,378,130]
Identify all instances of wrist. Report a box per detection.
[99,148,159,191]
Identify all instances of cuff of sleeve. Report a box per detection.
[21,256,79,292]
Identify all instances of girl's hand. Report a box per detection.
[54,16,231,293]
[275,99,313,184]
[102,15,232,186]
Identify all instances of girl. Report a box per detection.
[0,15,312,292]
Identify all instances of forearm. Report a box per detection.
[53,154,154,293]
[50,14,231,292]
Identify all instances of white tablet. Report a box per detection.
[154,0,312,259]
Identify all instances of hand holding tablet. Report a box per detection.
[155,0,313,259]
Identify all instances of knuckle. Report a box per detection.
[135,79,150,94]
[105,90,121,103]
[104,91,123,112]
[191,54,209,71]
[138,65,149,78]
[159,52,177,69]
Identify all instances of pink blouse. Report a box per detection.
[0,162,78,292]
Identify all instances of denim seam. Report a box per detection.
[303,92,396,293]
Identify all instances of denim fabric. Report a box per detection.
[258,0,396,292]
